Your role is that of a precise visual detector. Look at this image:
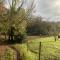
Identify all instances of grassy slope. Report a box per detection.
[14,43,37,60]
[14,36,60,60]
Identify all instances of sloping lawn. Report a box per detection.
[14,36,60,60]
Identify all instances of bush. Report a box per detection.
[14,33,27,43]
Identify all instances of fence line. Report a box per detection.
[26,41,60,60]
[39,42,41,60]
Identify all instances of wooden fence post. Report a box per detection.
[54,36,57,41]
[39,42,41,60]
[27,40,28,51]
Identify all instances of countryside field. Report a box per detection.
[0,0,60,60]
[13,36,60,60]
[0,36,60,60]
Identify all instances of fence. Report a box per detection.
[0,40,60,60]
[27,41,60,60]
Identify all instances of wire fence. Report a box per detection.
[27,41,60,60]
[0,40,60,60]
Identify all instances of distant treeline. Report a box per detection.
[26,17,60,36]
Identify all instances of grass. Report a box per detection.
[4,47,16,60]
[14,36,60,60]
[14,43,37,60]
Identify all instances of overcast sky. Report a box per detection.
[33,0,60,22]
[5,0,60,22]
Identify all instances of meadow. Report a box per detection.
[0,36,60,60]
[14,36,60,60]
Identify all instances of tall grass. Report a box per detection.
[14,36,60,60]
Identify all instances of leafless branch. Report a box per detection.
[7,0,12,8]
[25,0,35,18]
[17,0,24,12]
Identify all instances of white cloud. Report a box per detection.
[33,0,60,21]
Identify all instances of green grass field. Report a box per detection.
[14,36,60,60]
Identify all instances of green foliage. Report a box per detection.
[0,0,35,41]
[4,48,15,60]
[27,19,51,35]
[0,0,27,40]
[27,18,60,36]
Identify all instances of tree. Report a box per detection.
[3,0,35,41]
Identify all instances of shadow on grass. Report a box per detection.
[0,39,26,45]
